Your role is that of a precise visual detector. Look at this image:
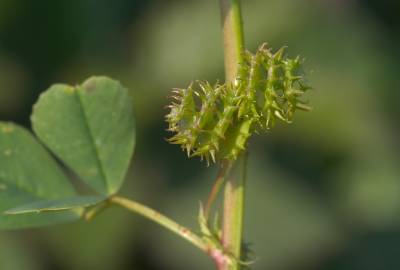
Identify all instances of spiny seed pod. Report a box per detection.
[166,81,242,164]
[245,43,312,130]
[166,43,311,164]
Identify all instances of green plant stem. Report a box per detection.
[110,196,208,253]
[221,154,247,270]
[219,0,247,270]
[205,160,233,219]
[219,0,245,82]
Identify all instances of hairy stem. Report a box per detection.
[219,0,247,269]
[110,196,208,252]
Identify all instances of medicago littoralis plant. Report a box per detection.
[0,1,311,270]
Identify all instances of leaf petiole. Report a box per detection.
[109,196,209,253]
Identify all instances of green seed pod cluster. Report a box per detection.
[166,43,311,164]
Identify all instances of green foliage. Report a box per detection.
[0,77,136,229]
[166,43,311,164]
[32,77,136,195]
[0,123,79,229]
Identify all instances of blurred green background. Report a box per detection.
[0,0,399,269]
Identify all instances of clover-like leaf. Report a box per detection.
[0,76,136,229]
[31,76,136,195]
[0,122,80,229]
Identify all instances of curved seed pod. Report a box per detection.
[256,44,311,129]
[166,43,312,164]
[166,81,242,164]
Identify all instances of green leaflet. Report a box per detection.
[0,76,136,229]
[32,76,136,195]
[0,122,79,229]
